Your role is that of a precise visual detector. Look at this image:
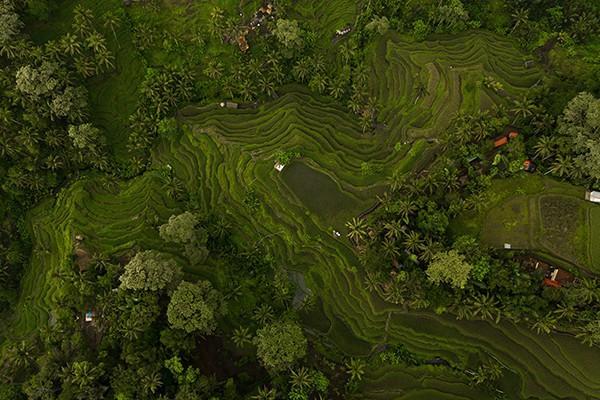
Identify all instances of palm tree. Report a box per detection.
[419,237,441,263]
[382,238,400,260]
[232,326,253,348]
[550,154,572,177]
[574,278,599,304]
[553,303,576,320]
[270,63,284,85]
[363,271,381,293]
[203,60,223,79]
[73,6,94,36]
[6,340,35,371]
[532,312,557,335]
[383,220,404,240]
[292,59,310,83]
[403,230,424,254]
[346,217,367,245]
[452,301,474,320]
[239,79,255,102]
[252,304,274,325]
[252,386,277,400]
[259,76,275,98]
[329,78,346,100]
[208,6,225,38]
[60,33,81,57]
[309,73,328,94]
[396,199,417,224]
[511,96,535,123]
[102,11,121,45]
[86,31,107,53]
[66,361,102,389]
[74,56,96,78]
[95,48,114,73]
[140,370,162,395]
[119,317,145,341]
[414,79,428,101]
[469,293,500,322]
[533,136,556,161]
[510,8,529,34]
[338,42,355,65]
[345,358,366,382]
[290,367,313,393]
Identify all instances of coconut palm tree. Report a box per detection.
[60,33,81,57]
[533,136,556,161]
[86,31,107,53]
[338,42,355,65]
[290,367,313,393]
[345,358,366,382]
[346,217,367,245]
[469,293,500,322]
[6,340,36,371]
[511,96,535,123]
[363,271,382,293]
[510,8,529,34]
[532,312,557,335]
[383,220,404,240]
[396,199,417,224]
[259,76,275,98]
[553,302,576,320]
[239,79,255,102]
[382,238,400,260]
[140,370,162,395]
[574,278,599,304]
[102,11,121,45]
[329,77,346,100]
[403,230,424,254]
[232,326,253,348]
[576,320,600,347]
[419,237,442,263]
[203,60,223,79]
[73,6,94,37]
[74,56,96,78]
[252,304,274,325]
[414,79,428,101]
[292,59,310,83]
[269,63,285,85]
[309,73,328,94]
[95,48,114,73]
[119,318,144,341]
[550,154,572,177]
[252,387,276,400]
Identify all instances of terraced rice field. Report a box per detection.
[369,31,542,141]
[11,88,600,398]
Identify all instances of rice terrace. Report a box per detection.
[1,1,600,399]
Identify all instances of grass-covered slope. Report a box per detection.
[13,90,600,399]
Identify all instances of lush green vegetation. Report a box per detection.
[2,0,600,399]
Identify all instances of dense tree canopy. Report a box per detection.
[254,320,307,372]
[119,250,181,291]
[426,250,473,289]
[166,280,226,334]
[558,92,600,180]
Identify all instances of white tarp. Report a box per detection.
[586,191,600,203]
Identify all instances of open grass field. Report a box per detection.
[7,84,599,398]
[451,174,600,274]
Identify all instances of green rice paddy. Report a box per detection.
[10,24,600,398]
